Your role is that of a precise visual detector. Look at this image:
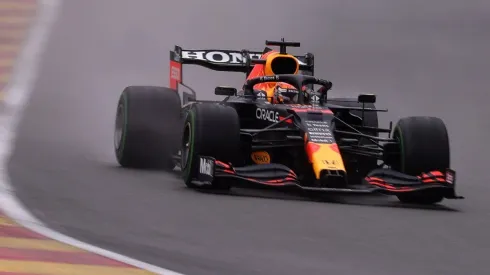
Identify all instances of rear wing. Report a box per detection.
[169,45,315,91]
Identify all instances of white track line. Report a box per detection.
[0,1,184,274]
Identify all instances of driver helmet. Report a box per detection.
[272,82,299,104]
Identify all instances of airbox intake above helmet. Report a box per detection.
[264,53,299,76]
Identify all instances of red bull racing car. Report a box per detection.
[113,39,463,205]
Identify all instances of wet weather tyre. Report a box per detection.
[392,116,450,204]
[181,103,241,190]
[114,86,181,169]
[329,98,379,184]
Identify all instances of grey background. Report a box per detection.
[7,0,490,274]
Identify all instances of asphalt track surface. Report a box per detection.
[6,0,490,274]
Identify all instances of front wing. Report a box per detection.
[194,156,463,199]
[364,168,463,199]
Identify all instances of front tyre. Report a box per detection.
[392,116,450,204]
[181,103,241,190]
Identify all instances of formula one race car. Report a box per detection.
[113,39,463,205]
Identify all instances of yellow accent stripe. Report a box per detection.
[0,16,33,25]
[0,260,156,275]
[0,216,16,226]
[0,260,155,275]
[0,2,37,10]
[0,237,82,252]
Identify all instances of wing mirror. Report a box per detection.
[215,86,237,96]
[358,94,376,104]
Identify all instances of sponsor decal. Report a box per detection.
[276,86,298,94]
[307,132,331,136]
[322,159,338,166]
[182,50,260,64]
[199,157,213,176]
[307,127,330,133]
[446,170,454,184]
[256,90,267,99]
[256,108,279,123]
[170,66,180,81]
[180,50,307,65]
[311,94,320,103]
[309,138,334,143]
[251,151,271,164]
[260,75,279,82]
[305,121,335,143]
[169,60,182,90]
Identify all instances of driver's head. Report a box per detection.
[272,82,299,104]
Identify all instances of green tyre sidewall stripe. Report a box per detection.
[395,126,405,172]
[183,109,196,183]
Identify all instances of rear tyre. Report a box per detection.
[329,98,379,184]
[392,116,450,204]
[114,86,181,169]
[181,103,241,190]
